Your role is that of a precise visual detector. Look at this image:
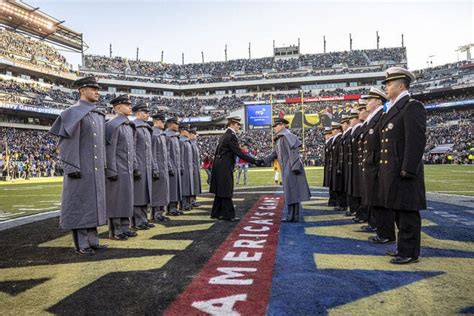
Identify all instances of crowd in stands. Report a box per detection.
[81,47,406,83]
[0,29,70,73]
[424,109,473,164]
[0,127,59,178]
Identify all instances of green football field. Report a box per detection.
[1,165,473,220]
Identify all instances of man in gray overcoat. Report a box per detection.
[151,113,171,222]
[49,76,108,255]
[105,95,138,240]
[189,128,202,207]
[164,118,183,216]
[263,118,311,222]
[132,104,159,229]
[179,125,195,211]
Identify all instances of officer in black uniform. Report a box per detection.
[209,116,263,221]
[360,87,394,243]
[329,122,344,211]
[323,127,333,189]
[380,67,426,264]
[340,114,352,213]
[345,108,362,217]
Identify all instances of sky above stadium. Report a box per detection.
[29,0,473,70]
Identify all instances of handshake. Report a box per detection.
[254,159,265,167]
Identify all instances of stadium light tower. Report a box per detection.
[248,42,251,59]
[161,50,164,63]
[225,44,228,62]
[376,31,380,49]
[182,52,184,65]
[456,44,473,61]
[201,51,204,63]
[136,47,139,61]
[401,33,405,48]
[349,33,353,51]
[323,36,326,53]
[109,43,112,58]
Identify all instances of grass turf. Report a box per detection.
[0,165,473,220]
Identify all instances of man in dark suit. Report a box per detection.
[340,114,352,213]
[379,67,426,264]
[360,87,394,243]
[329,122,344,211]
[210,116,263,221]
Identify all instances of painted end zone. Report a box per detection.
[165,195,284,316]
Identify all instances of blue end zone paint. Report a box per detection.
[267,190,474,315]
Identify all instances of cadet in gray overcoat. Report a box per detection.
[49,76,108,255]
[105,95,138,240]
[150,113,171,222]
[132,104,159,229]
[263,118,311,222]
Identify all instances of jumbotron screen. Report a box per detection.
[246,104,272,129]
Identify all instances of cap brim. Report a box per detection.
[78,84,101,89]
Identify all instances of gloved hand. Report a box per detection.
[400,170,415,179]
[133,170,142,180]
[152,171,160,180]
[180,169,184,176]
[169,169,175,177]
[293,169,301,175]
[256,159,265,167]
[68,172,81,179]
[108,175,118,181]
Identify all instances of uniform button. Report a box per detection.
[362,168,365,171]
[95,167,98,171]
[94,144,97,148]
[380,160,383,164]
[363,159,366,162]
[384,160,388,164]
[385,149,388,153]
[93,133,97,136]
[380,149,383,153]
[94,156,97,159]
[385,139,389,142]
[92,121,95,125]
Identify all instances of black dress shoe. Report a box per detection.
[90,244,108,250]
[345,211,356,217]
[282,218,298,222]
[75,248,95,256]
[369,236,395,244]
[135,224,149,230]
[177,211,184,215]
[360,225,377,232]
[390,256,419,264]
[167,211,180,216]
[123,231,137,237]
[155,215,171,222]
[146,222,155,228]
[222,217,240,222]
[385,249,398,257]
[111,233,128,241]
[352,217,367,224]
[191,202,201,207]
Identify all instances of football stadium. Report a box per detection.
[0,0,473,315]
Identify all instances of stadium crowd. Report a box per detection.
[0,127,59,179]
[81,47,406,83]
[0,29,70,73]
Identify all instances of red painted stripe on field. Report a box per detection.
[165,195,284,316]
